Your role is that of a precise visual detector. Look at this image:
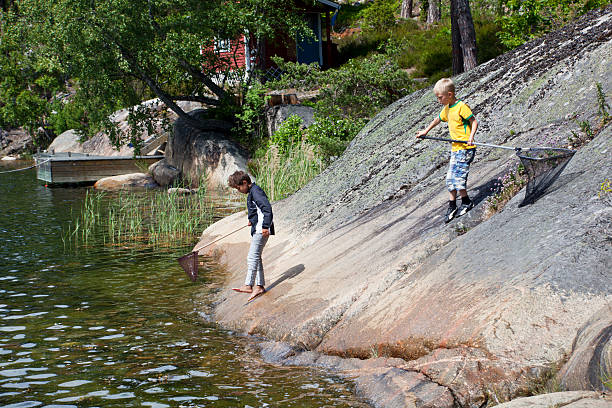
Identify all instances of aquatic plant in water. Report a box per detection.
[64,184,215,249]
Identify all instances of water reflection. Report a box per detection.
[0,164,367,407]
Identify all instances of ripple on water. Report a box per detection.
[139,365,177,375]
[0,402,43,408]
[97,333,124,340]
[58,380,93,388]
[142,402,170,408]
[45,324,69,330]
[0,326,26,332]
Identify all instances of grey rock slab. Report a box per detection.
[495,391,612,408]
[200,6,612,406]
[167,109,249,189]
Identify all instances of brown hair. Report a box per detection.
[228,170,251,188]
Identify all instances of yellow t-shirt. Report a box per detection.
[439,100,476,152]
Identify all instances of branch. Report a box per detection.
[96,26,232,133]
[145,1,227,101]
[178,59,227,100]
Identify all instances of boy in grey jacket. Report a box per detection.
[228,171,275,300]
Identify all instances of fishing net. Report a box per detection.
[516,147,575,207]
[178,251,198,282]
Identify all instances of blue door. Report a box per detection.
[297,13,321,66]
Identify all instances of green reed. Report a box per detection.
[64,182,215,249]
[251,141,324,202]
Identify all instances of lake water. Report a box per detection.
[0,162,367,407]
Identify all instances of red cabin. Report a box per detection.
[204,0,341,76]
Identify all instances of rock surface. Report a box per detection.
[265,104,315,137]
[196,8,612,407]
[93,173,159,191]
[149,159,181,187]
[166,108,249,188]
[0,128,32,157]
[493,391,611,408]
[47,99,204,157]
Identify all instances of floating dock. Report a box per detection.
[34,152,164,185]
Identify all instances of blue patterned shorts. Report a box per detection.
[446,148,475,191]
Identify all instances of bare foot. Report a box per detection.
[232,285,253,293]
[247,285,266,301]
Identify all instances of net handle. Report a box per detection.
[418,135,518,151]
[192,224,249,253]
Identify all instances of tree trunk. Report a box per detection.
[401,0,413,19]
[456,0,478,71]
[427,0,441,24]
[451,0,463,75]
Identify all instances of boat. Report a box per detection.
[34,152,164,185]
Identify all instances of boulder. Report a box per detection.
[265,104,315,137]
[46,98,204,157]
[558,306,612,391]
[47,129,85,154]
[149,158,180,187]
[166,108,249,189]
[195,7,612,407]
[93,173,159,191]
[0,127,32,157]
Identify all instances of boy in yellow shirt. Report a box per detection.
[416,78,478,223]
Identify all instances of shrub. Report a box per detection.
[268,54,413,122]
[268,115,305,155]
[483,164,527,218]
[362,0,399,33]
[496,0,610,48]
[306,115,366,161]
[250,141,323,202]
[233,81,270,150]
[318,54,413,119]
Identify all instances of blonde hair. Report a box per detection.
[433,78,455,95]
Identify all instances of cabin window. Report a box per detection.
[214,38,231,53]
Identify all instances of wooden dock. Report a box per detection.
[34,152,164,185]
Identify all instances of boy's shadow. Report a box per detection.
[244,264,305,305]
[267,264,305,292]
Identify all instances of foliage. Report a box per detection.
[47,99,87,137]
[249,141,323,202]
[268,114,304,155]
[596,82,610,124]
[64,184,214,248]
[496,0,611,48]
[600,178,612,206]
[306,114,366,161]
[0,11,70,146]
[2,0,309,149]
[233,80,270,150]
[332,1,371,31]
[362,0,399,33]
[568,118,595,148]
[269,54,413,121]
[483,164,527,218]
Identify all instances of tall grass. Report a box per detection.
[64,184,215,249]
[249,142,324,202]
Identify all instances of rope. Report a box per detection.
[0,158,51,174]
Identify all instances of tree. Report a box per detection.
[427,0,441,24]
[451,0,478,74]
[400,0,413,19]
[2,0,308,148]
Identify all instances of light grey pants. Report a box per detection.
[245,233,269,287]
